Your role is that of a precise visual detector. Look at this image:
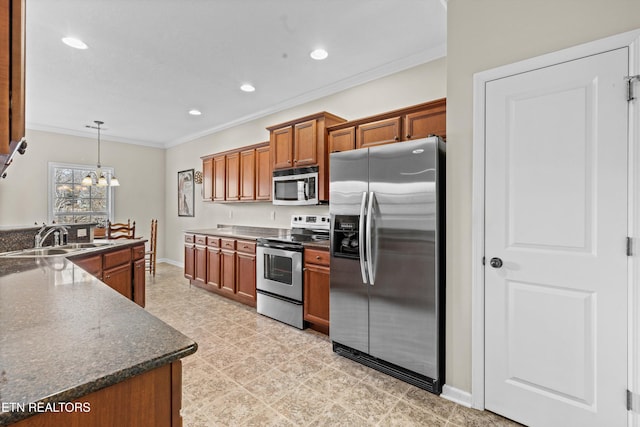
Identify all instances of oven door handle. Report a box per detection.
[358,191,369,284]
[258,242,302,252]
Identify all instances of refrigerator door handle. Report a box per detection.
[358,191,369,284]
[366,191,376,285]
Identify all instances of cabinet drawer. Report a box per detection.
[207,236,220,247]
[304,248,330,266]
[103,248,132,269]
[73,254,102,276]
[195,235,207,245]
[132,244,145,260]
[185,234,195,244]
[221,238,236,250]
[236,240,256,254]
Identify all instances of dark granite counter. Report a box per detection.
[0,242,197,425]
[303,239,331,250]
[184,224,289,241]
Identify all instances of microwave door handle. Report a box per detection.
[358,191,369,284]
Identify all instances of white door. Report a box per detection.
[484,48,629,426]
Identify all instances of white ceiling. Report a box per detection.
[25,0,447,148]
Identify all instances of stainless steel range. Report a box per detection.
[256,214,330,329]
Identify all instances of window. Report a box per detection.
[48,162,115,226]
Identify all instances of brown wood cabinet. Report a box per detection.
[184,234,196,280]
[1,0,25,156]
[71,243,145,307]
[226,152,240,201]
[220,238,236,294]
[293,119,318,166]
[328,126,355,153]
[213,155,226,201]
[186,233,257,307]
[303,248,330,334]
[73,254,102,277]
[193,234,207,284]
[102,247,133,300]
[132,243,146,307]
[357,116,402,148]
[255,145,271,200]
[202,157,213,200]
[240,148,255,200]
[267,112,346,202]
[327,98,447,153]
[236,240,257,306]
[271,126,293,169]
[13,361,183,427]
[104,262,132,299]
[201,142,270,202]
[206,237,221,288]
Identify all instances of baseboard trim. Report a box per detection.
[160,258,182,267]
[440,384,472,408]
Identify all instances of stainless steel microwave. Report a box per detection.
[272,166,319,205]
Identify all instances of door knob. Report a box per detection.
[489,257,503,268]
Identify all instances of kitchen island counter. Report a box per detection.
[0,249,197,425]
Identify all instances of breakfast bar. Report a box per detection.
[0,245,197,426]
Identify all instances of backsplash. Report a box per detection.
[0,224,94,253]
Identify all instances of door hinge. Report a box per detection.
[626,75,640,102]
[628,389,640,412]
[627,237,633,256]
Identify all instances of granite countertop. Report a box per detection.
[184,225,290,241]
[0,243,197,425]
[303,240,331,250]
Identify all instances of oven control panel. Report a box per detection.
[290,214,330,230]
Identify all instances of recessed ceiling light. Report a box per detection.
[61,37,88,50]
[240,83,256,93]
[310,48,328,60]
[188,109,202,116]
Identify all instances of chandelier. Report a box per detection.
[81,120,120,187]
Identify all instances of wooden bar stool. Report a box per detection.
[107,220,136,239]
[145,219,158,276]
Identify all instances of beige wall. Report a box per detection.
[0,129,165,255]
[164,58,447,264]
[446,0,640,393]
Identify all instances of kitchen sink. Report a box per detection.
[0,247,80,257]
[0,242,117,258]
[60,242,116,249]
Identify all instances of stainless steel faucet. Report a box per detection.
[34,225,69,248]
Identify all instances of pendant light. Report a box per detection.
[82,120,120,187]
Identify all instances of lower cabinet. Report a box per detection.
[104,262,132,299]
[236,249,256,305]
[303,248,330,334]
[71,243,146,307]
[12,361,183,427]
[185,233,257,307]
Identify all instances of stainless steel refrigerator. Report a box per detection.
[329,136,445,393]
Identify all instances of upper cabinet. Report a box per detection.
[267,112,345,171]
[0,0,26,177]
[267,112,346,201]
[201,142,270,203]
[328,98,446,153]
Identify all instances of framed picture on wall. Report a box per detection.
[178,169,194,217]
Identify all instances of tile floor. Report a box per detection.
[145,264,521,427]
